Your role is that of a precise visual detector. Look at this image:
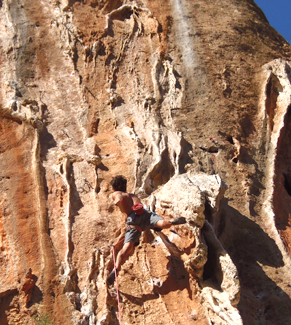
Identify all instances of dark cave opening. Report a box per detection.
[283,173,291,197]
[144,149,175,195]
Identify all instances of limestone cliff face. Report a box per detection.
[0,0,291,324]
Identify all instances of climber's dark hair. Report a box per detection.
[111,175,127,192]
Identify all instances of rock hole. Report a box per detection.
[223,85,232,98]
[175,79,182,90]
[11,101,17,111]
[95,174,101,194]
[178,137,194,174]
[283,173,291,197]
[40,104,48,119]
[109,5,133,21]
[226,135,234,145]
[70,44,79,71]
[144,149,175,195]
[232,157,238,164]
[89,118,100,136]
[60,190,63,208]
[39,127,57,161]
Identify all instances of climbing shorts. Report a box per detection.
[124,209,163,245]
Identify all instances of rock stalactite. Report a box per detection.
[0,0,291,324]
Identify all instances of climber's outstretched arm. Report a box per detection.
[155,219,172,229]
[155,217,186,229]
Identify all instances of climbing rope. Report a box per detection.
[112,238,124,325]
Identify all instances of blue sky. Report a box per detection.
[254,0,291,43]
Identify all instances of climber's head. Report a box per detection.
[111,175,127,192]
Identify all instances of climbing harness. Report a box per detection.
[127,224,143,232]
[111,238,124,325]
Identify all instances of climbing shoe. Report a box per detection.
[107,270,117,285]
[171,217,186,225]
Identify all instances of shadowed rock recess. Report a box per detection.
[0,0,291,324]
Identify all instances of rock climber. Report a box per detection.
[107,175,186,285]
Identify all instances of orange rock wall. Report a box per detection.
[0,0,291,324]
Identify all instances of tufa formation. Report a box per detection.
[0,0,291,324]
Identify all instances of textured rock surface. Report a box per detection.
[0,0,291,324]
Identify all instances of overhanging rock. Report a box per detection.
[142,172,241,325]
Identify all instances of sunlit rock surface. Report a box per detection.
[1,0,291,324]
